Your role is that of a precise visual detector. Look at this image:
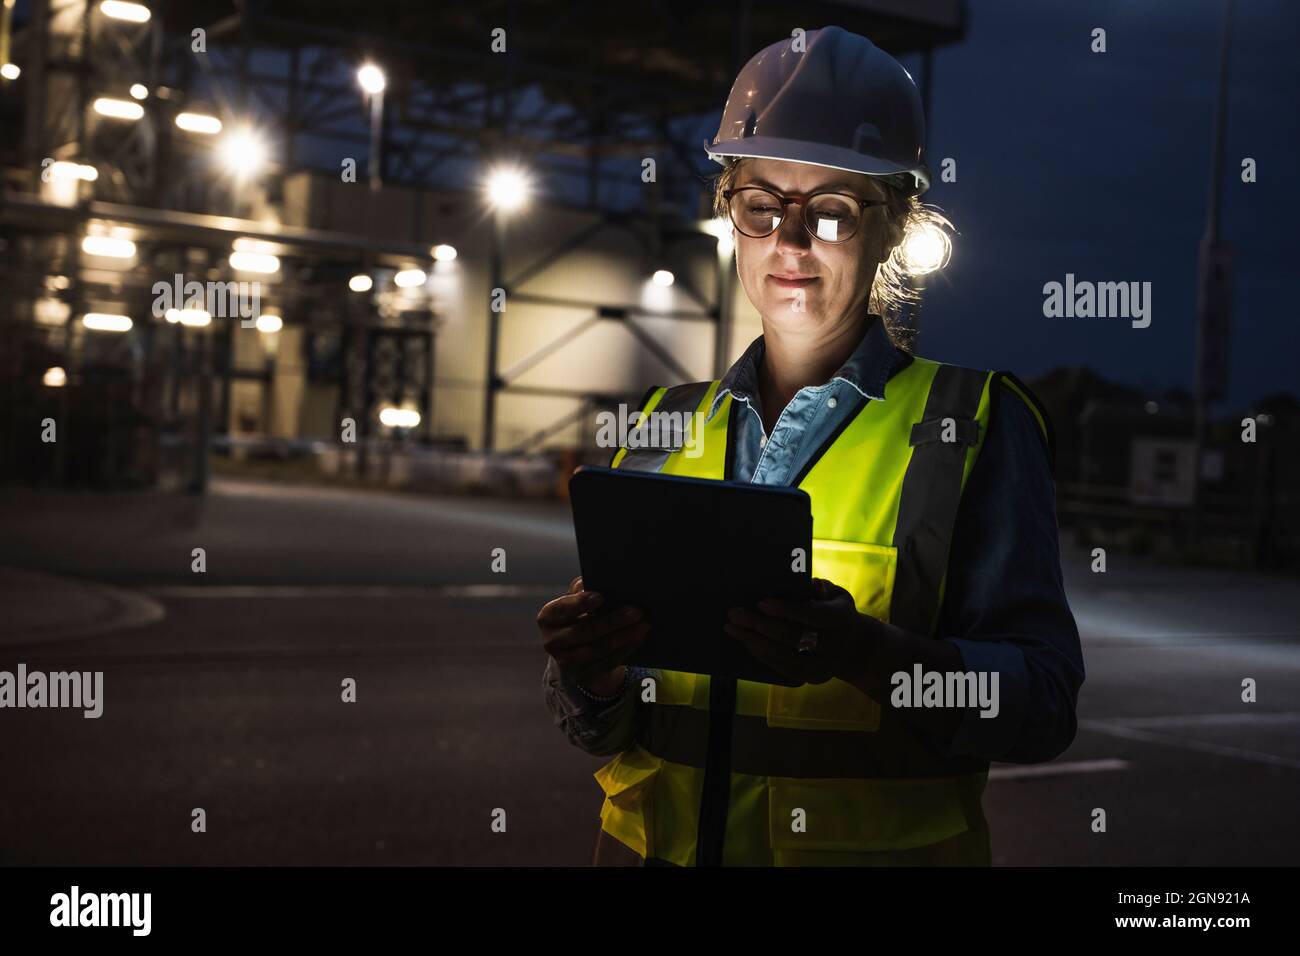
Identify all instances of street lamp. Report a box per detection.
[229,238,280,274]
[218,127,267,181]
[176,112,222,135]
[357,63,386,95]
[480,162,534,450]
[82,312,133,332]
[92,97,144,120]
[357,63,386,191]
[394,268,427,289]
[255,313,283,334]
[379,406,421,429]
[164,308,211,327]
[81,234,135,258]
[484,164,531,213]
[99,1,151,23]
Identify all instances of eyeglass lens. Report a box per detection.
[729,189,861,242]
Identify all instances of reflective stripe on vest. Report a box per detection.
[594,356,1044,865]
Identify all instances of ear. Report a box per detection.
[878,214,906,264]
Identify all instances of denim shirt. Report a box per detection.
[544,314,1085,764]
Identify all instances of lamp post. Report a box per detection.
[1192,0,1236,545]
[483,208,504,451]
[480,164,531,451]
[357,63,386,191]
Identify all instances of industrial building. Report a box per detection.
[0,0,965,491]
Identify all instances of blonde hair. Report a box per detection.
[709,158,948,353]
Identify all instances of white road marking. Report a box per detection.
[989,758,1131,781]
[142,584,559,599]
[1085,631,1300,642]
[1080,717,1300,770]
[1103,711,1300,729]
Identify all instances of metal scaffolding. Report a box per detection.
[1,0,966,482]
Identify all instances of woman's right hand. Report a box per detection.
[538,575,650,696]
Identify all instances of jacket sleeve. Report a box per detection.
[544,384,661,754]
[543,656,650,756]
[935,378,1086,764]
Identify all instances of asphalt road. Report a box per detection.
[1,478,1296,865]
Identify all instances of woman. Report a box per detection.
[538,25,1083,866]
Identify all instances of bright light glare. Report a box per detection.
[218,128,268,178]
[0,64,20,81]
[652,269,675,287]
[357,63,386,95]
[394,268,427,289]
[129,83,148,100]
[255,314,283,333]
[164,308,211,327]
[348,274,373,293]
[431,244,458,262]
[701,217,735,256]
[176,112,222,135]
[35,297,71,326]
[49,162,99,182]
[43,367,67,387]
[485,165,531,212]
[93,97,144,120]
[82,313,133,332]
[379,407,421,429]
[895,221,952,276]
[81,235,135,258]
[100,1,152,23]
[229,251,280,274]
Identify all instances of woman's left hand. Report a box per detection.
[724,577,879,684]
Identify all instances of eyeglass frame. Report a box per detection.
[721,185,887,243]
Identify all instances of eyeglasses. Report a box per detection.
[722,186,886,243]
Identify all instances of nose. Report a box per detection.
[773,203,812,256]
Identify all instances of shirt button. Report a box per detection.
[759,434,767,447]
[827,396,838,408]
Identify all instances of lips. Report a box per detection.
[768,273,819,287]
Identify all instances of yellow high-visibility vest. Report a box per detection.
[596,355,1053,866]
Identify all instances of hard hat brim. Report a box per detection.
[704,135,929,195]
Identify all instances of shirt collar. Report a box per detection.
[706,313,908,423]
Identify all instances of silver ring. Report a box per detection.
[797,630,820,655]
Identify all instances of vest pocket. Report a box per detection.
[593,746,664,860]
[809,537,896,620]
[765,538,897,732]
[767,775,972,855]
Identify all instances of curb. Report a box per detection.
[0,567,167,648]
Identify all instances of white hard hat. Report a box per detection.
[704,25,931,196]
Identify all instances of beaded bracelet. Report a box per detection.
[574,666,631,704]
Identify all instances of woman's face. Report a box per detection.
[730,158,899,335]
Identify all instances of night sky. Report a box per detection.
[900,0,1299,409]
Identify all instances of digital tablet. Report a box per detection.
[569,465,813,686]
